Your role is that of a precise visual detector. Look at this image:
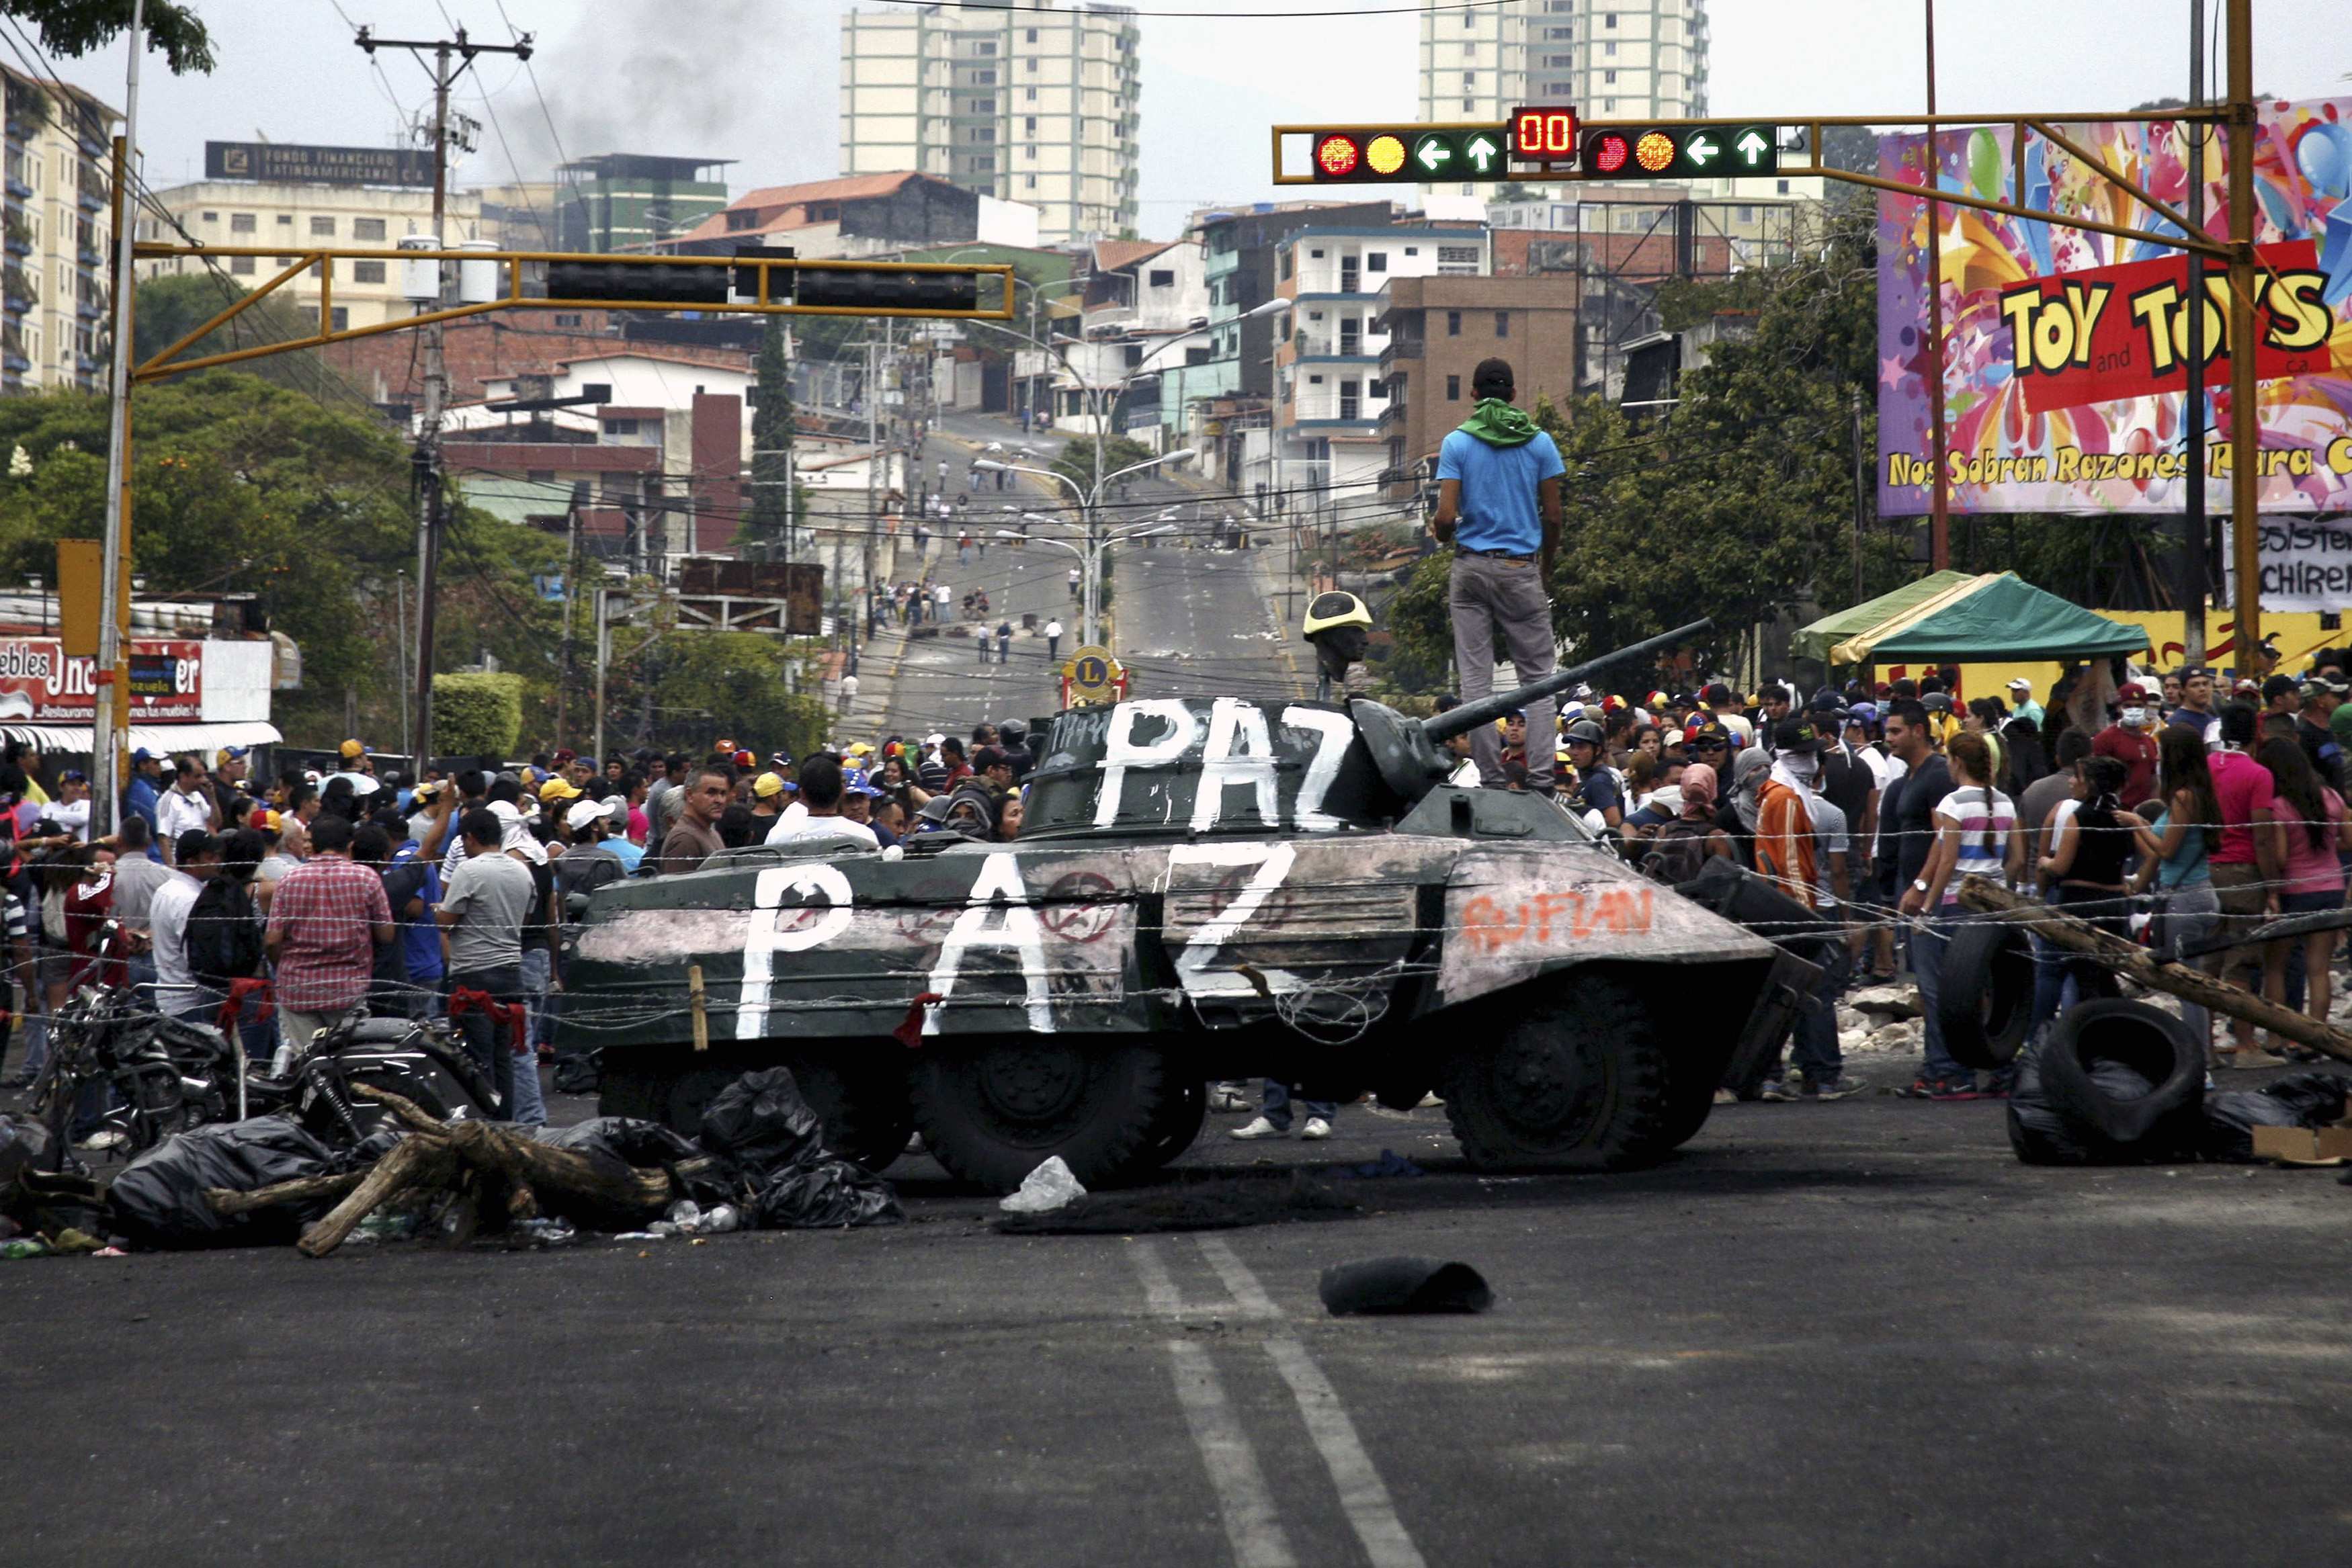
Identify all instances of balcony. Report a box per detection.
[3,217,26,257]
[75,172,105,212]
[1378,336,1423,374]
[3,265,34,314]
[3,166,26,201]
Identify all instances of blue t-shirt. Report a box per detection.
[1576,767,1624,819]
[1437,426,1565,555]
[605,838,646,873]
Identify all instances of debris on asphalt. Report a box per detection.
[1847,983,1925,1021]
[999,1156,1087,1213]
[1338,1149,1426,1179]
[2203,1074,2352,1164]
[1318,1256,1495,1316]
[109,1117,349,1250]
[995,1172,1358,1235]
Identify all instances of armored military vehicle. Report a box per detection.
[562,623,1801,1192]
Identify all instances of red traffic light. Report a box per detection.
[1585,130,1631,175]
[1315,134,1361,178]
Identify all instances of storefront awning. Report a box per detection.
[0,720,283,757]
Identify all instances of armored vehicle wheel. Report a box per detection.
[910,1039,1171,1194]
[1440,986,1671,1172]
[790,1054,915,1174]
[1135,1078,1209,1172]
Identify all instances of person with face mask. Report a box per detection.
[2092,681,2161,810]
[1754,718,1822,901]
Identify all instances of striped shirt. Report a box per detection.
[1934,785,2016,906]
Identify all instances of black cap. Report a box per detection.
[1470,357,1515,398]
[1806,690,1848,721]
[1772,716,1824,754]
[2263,674,2300,701]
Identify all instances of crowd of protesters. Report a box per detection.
[0,723,1053,1151]
[1451,648,2352,1104]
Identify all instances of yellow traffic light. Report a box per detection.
[1366,134,1407,177]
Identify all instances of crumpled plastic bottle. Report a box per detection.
[2,1237,52,1259]
[698,1203,741,1235]
[516,1217,576,1246]
[665,1200,702,1229]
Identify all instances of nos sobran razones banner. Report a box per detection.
[1876,98,2352,519]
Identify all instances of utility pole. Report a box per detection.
[355,24,532,770]
[2182,0,2208,668]
[1922,0,1951,570]
[94,0,144,838]
[2222,0,2261,675]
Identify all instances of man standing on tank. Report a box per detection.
[1430,357,1565,795]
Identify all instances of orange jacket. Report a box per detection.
[1755,779,1818,904]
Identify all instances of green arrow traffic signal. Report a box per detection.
[1464,132,1500,173]
[1682,130,1722,169]
[1413,132,1454,173]
[1733,128,1774,168]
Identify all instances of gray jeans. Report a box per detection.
[2157,881,2220,1054]
[1448,551,1555,791]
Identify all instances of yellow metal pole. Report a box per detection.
[2224,0,2260,674]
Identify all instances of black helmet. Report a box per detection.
[1562,718,1605,747]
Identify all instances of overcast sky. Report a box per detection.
[52,0,2352,234]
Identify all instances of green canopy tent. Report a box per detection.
[1789,570,1976,664]
[1798,572,2148,667]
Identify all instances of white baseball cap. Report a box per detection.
[2007,677,2032,690]
[564,797,606,831]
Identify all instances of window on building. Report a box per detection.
[1279,251,1293,279]
[1404,247,1419,257]
[1438,245,1480,265]
[1025,87,1038,101]
[1494,310,1509,337]
[277,212,294,226]
[1604,10,1616,24]
[308,214,335,236]
[1463,72,1475,86]
[352,259,386,284]
[1605,69,1617,83]
[976,69,997,85]
[1545,83,1573,96]
[1124,344,1143,367]
[200,210,217,223]
[527,469,556,484]
[1445,310,1461,336]
[1025,116,1038,132]
[1025,175,1038,189]
[607,418,639,435]
[1025,26,1038,40]
[1462,97,1475,112]
[1148,268,1174,288]
[230,212,255,233]
[353,217,386,241]
[329,306,347,331]
[976,40,997,54]
[1367,253,1386,272]
[229,254,254,274]
[1308,374,1324,384]
[1778,179,1792,195]
[1736,206,1755,223]
[553,313,583,327]
[1445,374,1461,400]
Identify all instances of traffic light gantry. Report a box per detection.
[126,242,1015,382]
[1275,109,1779,185]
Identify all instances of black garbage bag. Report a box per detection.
[533,1117,734,1214]
[0,1114,46,1188]
[696,1068,827,1178]
[2258,1071,2352,1127]
[551,1051,601,1096]
[2200,1091,2306,1162]
[106,1117,340,1250]
[699,1068,900,1229]
[751,1159,904,1229]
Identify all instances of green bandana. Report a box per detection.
[1456,397,1539,447]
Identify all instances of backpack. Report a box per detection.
[187,878,263,991]
[1641,818,1714,887]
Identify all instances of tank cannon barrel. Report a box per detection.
[1421,619,1713,744]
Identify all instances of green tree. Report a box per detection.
[1050,431,1154,501]
[7,1,214,74]
[743,315,793,552]
[0,371,562,748]
[132,273,358,396]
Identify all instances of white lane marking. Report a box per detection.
[1195,1236,1430,1568]
[1263,1337,1430,1568]
[1166,1340,1302,1568]
[1128,1234,1188,1318]
[1193,1234,1282,1319]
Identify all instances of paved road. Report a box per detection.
[8,1088,2350,1567]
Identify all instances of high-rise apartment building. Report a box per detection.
[839,0,1140,245]
[1417,0,1709,195]
[3,64,120,394]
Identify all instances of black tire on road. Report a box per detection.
[1935,920,2035,1070]
[1440,984,1672,1171]
[910,1038,1171,1194]
[2039,998,2204,1146]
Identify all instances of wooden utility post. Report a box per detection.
[2181,0,2208,669]
[2222,0,2261,675]
[353,25,535,768]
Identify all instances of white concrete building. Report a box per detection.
[839,0,1140,245]
[1051,237,1212,449]
[137,174,482,332]
[1268,224,1488,507]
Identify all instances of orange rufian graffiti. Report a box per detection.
[1457,886,1653,953]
